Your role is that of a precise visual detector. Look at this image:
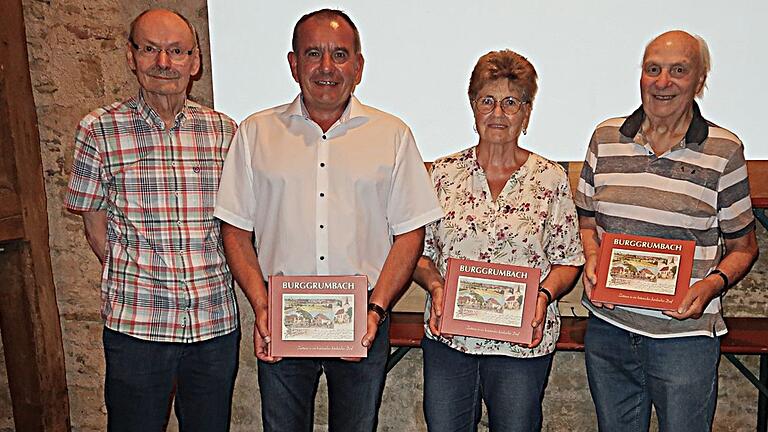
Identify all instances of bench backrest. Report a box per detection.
[425,160,768,208]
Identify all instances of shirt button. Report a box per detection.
[322,135,327,139]
[320,256,325,260]
[320,224,324,229]
[320,163,325,167]
[193,166,201,173]
[177,220,182,225]
[320,192,325,197]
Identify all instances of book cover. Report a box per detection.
[590,233,695,311]
[440,258,541,344]
[268,275,368,358]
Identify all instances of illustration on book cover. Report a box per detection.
[453,276,526,327]
[282,294,355,341]
[605,249,681,295]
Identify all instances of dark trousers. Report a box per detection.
[422,337,553,432]
[257,317,390,432]
[103,327,240,432]
[585,315,720,432]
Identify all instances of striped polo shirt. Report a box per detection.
[574,103,754,338]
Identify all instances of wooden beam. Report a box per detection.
[0,242,70,430]
[0,0,71,430]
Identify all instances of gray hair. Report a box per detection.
[693,34,711,98]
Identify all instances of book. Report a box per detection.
[268,275,368,358]
[439,258,541,344]
[590,233,695,311]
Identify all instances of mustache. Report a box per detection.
[146,66,180,79]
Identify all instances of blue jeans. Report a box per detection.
[103,327,240,432]
[257,317,390,432]
[422,337,553,432]
[584,315,720,432]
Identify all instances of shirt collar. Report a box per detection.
[619,101,709,146]
[135,89,190,129]
[469,146,533,180]
[282,94,369,127]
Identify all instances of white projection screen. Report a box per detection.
[208,1,766,162]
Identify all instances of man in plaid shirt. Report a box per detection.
[65,9,238,431]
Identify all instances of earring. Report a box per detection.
[522,128,527,135]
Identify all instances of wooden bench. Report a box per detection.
[388,313,768,431]
[390,160,768,431]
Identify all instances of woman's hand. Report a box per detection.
[527,292,549,348]
[427,278,446,336]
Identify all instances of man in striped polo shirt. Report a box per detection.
[65,9,239,431]
[575,30,758,431]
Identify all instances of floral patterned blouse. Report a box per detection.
[424,146,585,357]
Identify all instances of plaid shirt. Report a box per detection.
[66,92,238,342]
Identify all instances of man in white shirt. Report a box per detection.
[214,8,442,431]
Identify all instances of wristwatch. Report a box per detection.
[367,302,388,326]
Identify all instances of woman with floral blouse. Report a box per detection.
[412,50,585,432]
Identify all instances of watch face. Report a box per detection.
[368,303,387,325]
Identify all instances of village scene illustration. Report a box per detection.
[606,248,680,295]
[281,294,355,341]
[453,276,526,327]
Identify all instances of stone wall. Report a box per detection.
[1,1,766,430]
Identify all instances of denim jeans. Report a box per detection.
[103,327,240,432]
[421,337,553,432]
[257,317,390,432]
[584,315,720,432]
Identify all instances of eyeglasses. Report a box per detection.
[129,40,195,62]
[473,96,528,115]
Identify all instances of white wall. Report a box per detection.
[209,1,767,161]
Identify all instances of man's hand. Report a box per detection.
[582,253,613,309]
[664,277,721,320]
[341,311,381,362]
[579,217,614,310]
[253,301,281,363]
[79,210,107,264]
[527,293,549,348]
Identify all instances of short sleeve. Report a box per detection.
[65,122,107,212]
[717,144,755,238]
[386,128,443,235]
[573,129,599,217]
[543,173,585,266]
[214,121,257,231]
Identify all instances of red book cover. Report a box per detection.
[439,258,541,344]
[590,233,695,311]
[268,275,368,358]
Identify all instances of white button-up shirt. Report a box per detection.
[214,95,442,288]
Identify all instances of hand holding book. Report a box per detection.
[413,256,450,337]
[663,275,723,320]
[254,295,282,363]
[582,252,614,309]
[526,290,550,348]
